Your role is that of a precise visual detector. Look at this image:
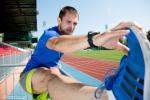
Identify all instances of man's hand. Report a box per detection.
[93,21,144,54]
[93,30,129,53]
[111,21,144,32]
[50,66,81,84]
[50,66,62,76]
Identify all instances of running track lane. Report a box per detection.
[61,54,119,81]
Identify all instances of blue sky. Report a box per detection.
[33,0,150,37]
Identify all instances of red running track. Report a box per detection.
[61,54,119,81]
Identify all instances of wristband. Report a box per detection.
[87,31,99,48]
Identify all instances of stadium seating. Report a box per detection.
[0,43,22,56]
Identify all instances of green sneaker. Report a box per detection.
[32,92,52,100]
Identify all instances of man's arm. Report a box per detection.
[46,22,144,53]
[46,35,90,53]
[46,30,128,53]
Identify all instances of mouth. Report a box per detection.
[61,30,72,35]
[67,29,73,33]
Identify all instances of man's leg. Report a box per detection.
[31,67,108,100]
[31,67,55,93]
[47,77,108,100]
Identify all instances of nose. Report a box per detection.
[69,23,74,30]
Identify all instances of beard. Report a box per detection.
[59,25,73,35]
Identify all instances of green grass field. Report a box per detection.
[71,50,124,61]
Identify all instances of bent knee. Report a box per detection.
[31,67,53,93]
[32,68,51,82]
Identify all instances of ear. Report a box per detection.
[57,17,61,25]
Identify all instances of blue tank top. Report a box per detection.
[23,26,64,73]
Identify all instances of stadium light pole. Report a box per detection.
[105,24,108,32]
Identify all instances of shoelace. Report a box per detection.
[94,68,116,100]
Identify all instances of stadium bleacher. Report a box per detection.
[0,0,37,99]
[0,43,31,100]
[0,43,22,56]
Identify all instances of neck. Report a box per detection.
[58,26,63,35]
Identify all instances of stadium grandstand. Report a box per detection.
[0,0,37,99]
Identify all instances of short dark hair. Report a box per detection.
[59,6,79,20]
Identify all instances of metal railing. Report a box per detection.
[0,49,32,100]
[0,51,31,81]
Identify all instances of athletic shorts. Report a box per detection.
[19,69,37,94]
[19,68,51,100]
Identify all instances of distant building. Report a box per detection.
[4,32,38,48]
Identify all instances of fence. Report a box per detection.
[0,50,32,100]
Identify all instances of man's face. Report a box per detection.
[58,12,78,35]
